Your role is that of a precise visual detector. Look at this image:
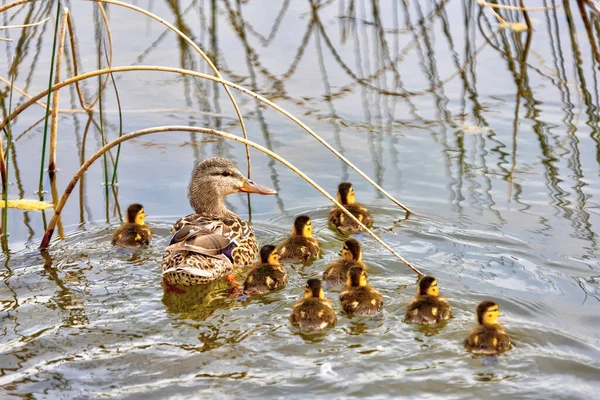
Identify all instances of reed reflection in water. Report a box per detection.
[1,0,600,398]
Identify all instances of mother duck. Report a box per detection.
[162,157,277,286]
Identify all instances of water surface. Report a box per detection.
[1,0,600,398]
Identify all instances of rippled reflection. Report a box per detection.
[2,0,600,398]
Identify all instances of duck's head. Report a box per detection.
[259,245,279,266]
[304,278,324,299]
[292,215,313,238]
[337,182,356,205]
[476,300,500,325]
[418,276,439,297]
[346,266,367,287]
[188,157,276,214]
[126,203,146,225]
[341,238,362,262]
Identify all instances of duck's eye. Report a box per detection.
[222,171,231,177]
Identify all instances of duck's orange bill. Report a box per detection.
[239,178,277,195]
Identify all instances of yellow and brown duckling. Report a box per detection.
[323,238,366,287]
[464,300,511,355]
[243,245,287,295]
[162,157,277,286]
[112,203,152,248]
[277,215,320,263]
[290,279,336,330]
[339,266,383,316]
[404,276,451,324]
[328,182,373,235]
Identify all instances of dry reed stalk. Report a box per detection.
[476,0,557,11]
[0,2,42,41]
[0,0,32,13]
[587,1,600,15]
[48,8,69,174]
[477,0,507,24]
[0,17,49,29]
[49,173,65,238]
[0,130,5,188]
[94,0,252,177]
[0,76,49,109]
[0,65,413,214]
[39,125,423,276]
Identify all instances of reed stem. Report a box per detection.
[0,65,413,214]
[48,8,69,175]
[3,75,14,240]
[38,0,61,196]
[39,126,422,276]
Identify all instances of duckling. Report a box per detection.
[339,266,383,316]
[290,279,336,330]
[112,204,152,248]
[404,276,451,324]
[243,245,287,295]
[328,182,372,235]
[464,300,511,355]
[323,238,366,287]
[278,215,320,263]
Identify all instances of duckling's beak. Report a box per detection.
[239,178,277,195]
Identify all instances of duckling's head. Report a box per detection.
[418,276,439,296]
[337,182,356,205]
[259,245,279,265]
[346,266,367,287]
[292,215,313,238]
[476,300,500,325]
[188,157,276,214]
[126,203,146,225]
[304,278,324,299]
[341,238,362,262]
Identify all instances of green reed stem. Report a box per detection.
[98,69,109,220]
[104,42,123,187]
[38,0,62,197]
[4,74,15,240]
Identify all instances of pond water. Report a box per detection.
[1,0,600,398]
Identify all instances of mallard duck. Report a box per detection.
[464,300,511,355]
[290,279,336,330]
[323,238,365,287]
[339,266,383,316]
[161,157,276,286]
[243,245,287,295]
[404,276,451,324]
[277,215,320,263]
[328,182,372,235]
[112,203,152,248]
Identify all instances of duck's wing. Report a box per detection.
[166,216,239,258]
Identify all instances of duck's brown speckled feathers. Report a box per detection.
[404,296,451,324]
[278,236,320,263]
[289,298,336,330]
[323,238,365,287]
[243,264,287,295]
[323,259,366,287]
[161,157,276,286]
[339,285,383,316]
[162,213,257,286]
[464,300,511,355]
[329,204,373,235]
[112,224,152,248]
[464,324,511,355]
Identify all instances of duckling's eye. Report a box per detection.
[222,171,231,177]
